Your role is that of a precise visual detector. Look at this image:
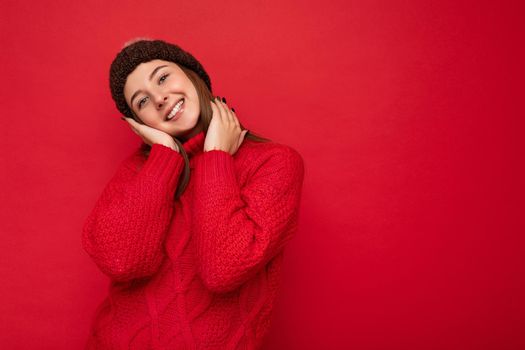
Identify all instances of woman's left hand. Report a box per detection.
[204,96,248,155]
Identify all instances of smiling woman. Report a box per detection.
[110,39,272,199]
[123,59,203,141]
[82,38,305,349]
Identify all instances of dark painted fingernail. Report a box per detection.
[222,97,226,103]
[231,108,235,112]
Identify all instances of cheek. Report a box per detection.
[138,112,157,126]
[190,94,201,114]
[193,102,200,117]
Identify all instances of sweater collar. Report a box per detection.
[181,130,205,157]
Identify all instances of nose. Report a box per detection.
[154,94,168,109]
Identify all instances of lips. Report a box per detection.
[168,107,183,122]
[165,98,184,121]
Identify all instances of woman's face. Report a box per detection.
[123,59,201,139]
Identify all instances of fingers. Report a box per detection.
[213,96,229,124]
[230,108,240,129]
[214,96,239,128]
[220,97,235,124]
[217,98,245,151]
[222,98,240,128]
[210,98,222,123]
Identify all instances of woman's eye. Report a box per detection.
[138,97,147,109]
[137,74,168,109]
[159,74,169,83]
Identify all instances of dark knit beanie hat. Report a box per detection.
[109,39,212,119]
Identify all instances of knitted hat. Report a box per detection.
[109,39,212,119]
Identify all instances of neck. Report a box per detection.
[178,119,204,143]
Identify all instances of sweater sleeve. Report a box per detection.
[191,145,305,293]
[82,143,185,283]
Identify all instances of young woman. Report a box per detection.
[82,39,305,349]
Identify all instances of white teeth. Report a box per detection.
[167,99,184,120]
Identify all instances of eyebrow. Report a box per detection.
[129,65,169,108]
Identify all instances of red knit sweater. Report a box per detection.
[82,130,305,350]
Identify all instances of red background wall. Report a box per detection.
[1,0,524,349]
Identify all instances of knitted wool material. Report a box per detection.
[82,131,305,349]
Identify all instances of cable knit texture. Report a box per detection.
[82,130,305,349]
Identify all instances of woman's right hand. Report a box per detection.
[121,117,179,152]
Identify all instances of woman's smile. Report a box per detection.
[166,98,185,121]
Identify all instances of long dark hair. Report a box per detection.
[129,65,272,200]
